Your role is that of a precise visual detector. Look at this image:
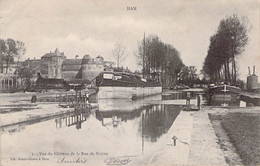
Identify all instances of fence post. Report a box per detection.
[197,94,201,110]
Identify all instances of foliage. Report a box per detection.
[179,66,199,87]
[17,67,34,88]
[0,38,26,73]
[137,34,184,88]
[202,14,250,85]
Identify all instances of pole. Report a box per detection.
[143,32,145,78]
[142,113,144,155]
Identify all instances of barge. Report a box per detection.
[95,71,162,99]
[206,84,241,101]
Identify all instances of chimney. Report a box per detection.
[253,66,255,75]
[248,67,251,75]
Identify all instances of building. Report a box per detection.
[61,59,82,81]
[41,48,66,79]
[61,54,113,82]
[1,48,114,91]
[81,54,104,81]
[23,58,41,75]
[39,49,114,83]
[0,61,20,91]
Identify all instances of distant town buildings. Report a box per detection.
[24,48,114,81]
[0,48,114,91]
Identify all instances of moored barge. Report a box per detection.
[95,71,162,99]
[206,84,241,101]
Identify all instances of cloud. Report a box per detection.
[0,0,259,79]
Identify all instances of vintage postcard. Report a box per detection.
[0,0,259,165]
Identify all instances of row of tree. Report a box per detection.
[136,34,185,88]
[202,14,249,85]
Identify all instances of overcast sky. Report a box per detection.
[0,0,259,80]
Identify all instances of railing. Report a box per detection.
[56,91,91,110]
[0,73,20,90]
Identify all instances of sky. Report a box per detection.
[0,0,259,81]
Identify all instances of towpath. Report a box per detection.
[146,108,228,166]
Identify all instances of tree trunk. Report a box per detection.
[6,56,9,74]
[224,62,227,83]
[218,70,221,81]
[233,57,237,84]
[227,60,231,84]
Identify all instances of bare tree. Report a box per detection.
[112,42,127,68]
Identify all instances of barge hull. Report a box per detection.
[98,86,162,99]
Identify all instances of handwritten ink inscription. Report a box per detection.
[104,157,131,165]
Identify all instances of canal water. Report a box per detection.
[0,96,182,165]
[0,89,252,165]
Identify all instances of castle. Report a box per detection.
[24,48,114,82]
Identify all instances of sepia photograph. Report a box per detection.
[0,0,259,165]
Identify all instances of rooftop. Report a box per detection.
[41,48,66,58]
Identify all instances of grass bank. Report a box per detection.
[209,112,260,165]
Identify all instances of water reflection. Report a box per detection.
[140,105,181,142]
[96,105,150,127]
[1,97,183,165]
[162,91,202,100]
[96,103,181,142]
[207,98,241,107]
[206,95,252,107]
[0,107,94,134]
[55,108,91,130]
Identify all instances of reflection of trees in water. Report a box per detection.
[95,104,181,141]
[95,105,153,126]
[140,105,181,142]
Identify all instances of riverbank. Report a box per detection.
[144,107,227,165]
[209,107,260,165]
[144,106,260,165]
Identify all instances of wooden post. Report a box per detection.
[3,77,5,89]
[11,76,13,88]
[0,78,2,89]
[7,77,9,89]
[197,94,201,110]
[16,76,18,88]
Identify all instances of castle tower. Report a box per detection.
[41,48,66,78]
[81,55,104,81]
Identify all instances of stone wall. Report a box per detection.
[82,62,104,81]
[41,56,65,79]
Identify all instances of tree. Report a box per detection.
[112,42,127,68]
[17,67,34,88]
[202,14,249,85]
[137,34,184,88]
[0,39,26,73]
[179,66,198,87]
